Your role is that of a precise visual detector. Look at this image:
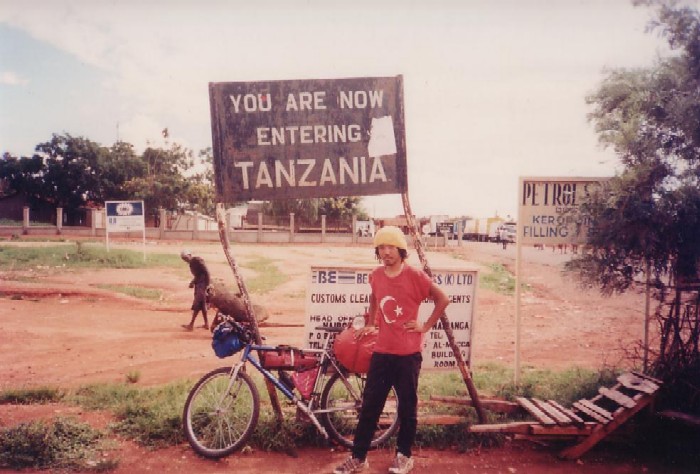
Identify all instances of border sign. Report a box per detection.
[209,76,407,201]
[305,265,478,369]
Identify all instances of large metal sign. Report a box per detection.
[209,76,407,201]
[305,265,478,369]
[518,177,609,246]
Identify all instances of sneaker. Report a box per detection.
[332,456,368,474]
[388,453,414,474]
[181,324,193,331]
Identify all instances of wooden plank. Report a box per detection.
[560,391,659,460]
[547,399,586,427]
[578,399,614,420]
[429,395,521,414]
[530,398,573,425]
[618,372,659,395]
[631,370,663,385]
[531,423,594,437]
[469,422,533,434]
[599,387,636,409]
[516,397,556,426]
[418,415,468,425]
[572,401,609,423]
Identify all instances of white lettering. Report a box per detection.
[256,124,363,146]
[339,90,384,109]
[368,157,387,182]
[255,162,273,188]
[229,93,271,113]
[234,161,254,189]
[319,159,337,185]
[298,159,316,187]
[234,158,389,190]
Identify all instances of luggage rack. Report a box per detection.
[465,371,663,459]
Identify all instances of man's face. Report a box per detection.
[377,244,401,267]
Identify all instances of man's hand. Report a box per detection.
[404,320,428,333]
[355,326,377,339]
[189,282,194,289]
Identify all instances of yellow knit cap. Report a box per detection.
[373,226,408,250]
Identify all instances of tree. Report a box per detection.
[34,134,106,210]
[571,0,700,413]
[122,143,193,215]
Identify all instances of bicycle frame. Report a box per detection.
[225,331,361,440]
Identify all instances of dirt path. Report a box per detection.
[0,240,663,473]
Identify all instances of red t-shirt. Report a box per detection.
[370,264,433,355]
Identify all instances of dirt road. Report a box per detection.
[0,240,663,473]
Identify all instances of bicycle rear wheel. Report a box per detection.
[183,367,259,458]
[320,371,399,449]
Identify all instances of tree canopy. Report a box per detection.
[572,0,700,293]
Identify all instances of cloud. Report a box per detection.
[0,71,28,86]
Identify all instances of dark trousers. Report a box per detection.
[351,352,422,460]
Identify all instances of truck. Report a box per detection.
[462,216,505,242]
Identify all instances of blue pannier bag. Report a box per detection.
[212,322,243,358]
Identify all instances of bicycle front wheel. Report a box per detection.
[320,371,399,449]
[183,367,260,458]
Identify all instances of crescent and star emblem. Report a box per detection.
[379,296,403,324]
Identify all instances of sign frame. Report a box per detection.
[209,75,408,201]
[104,200,146,259]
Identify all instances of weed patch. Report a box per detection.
[0,417,112,470]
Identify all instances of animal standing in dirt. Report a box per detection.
[180,250,210,330]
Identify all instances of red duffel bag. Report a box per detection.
[333,327,377,373]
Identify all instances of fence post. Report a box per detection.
[257,212,263,243]
[321,214,326,243]
[56,207,63,235]
[352,214,357,244]
[192,213,200,241]
[159,208,166,240]
[289,212,295,243]
[22,206,29,234]
[90,209,97,237]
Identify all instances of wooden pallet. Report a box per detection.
[468,371,662,460]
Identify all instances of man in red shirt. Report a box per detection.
[333,226,450,474]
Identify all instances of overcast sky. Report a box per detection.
[0,0,678,219]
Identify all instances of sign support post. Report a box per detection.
[215,204,284,421]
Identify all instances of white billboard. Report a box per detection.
[105,201,145,232]
[518,177,609,245]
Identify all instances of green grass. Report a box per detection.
[0,417,114,470]
[479,263,516,295]
[242,255,289,294]
[0,242,182,271]
[0,387,62,404]
[95,284,162,300]
[65,381,192,448]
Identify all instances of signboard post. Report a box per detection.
[105,200,146,260]
[514,177,609,383]
[305,265,478,369]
